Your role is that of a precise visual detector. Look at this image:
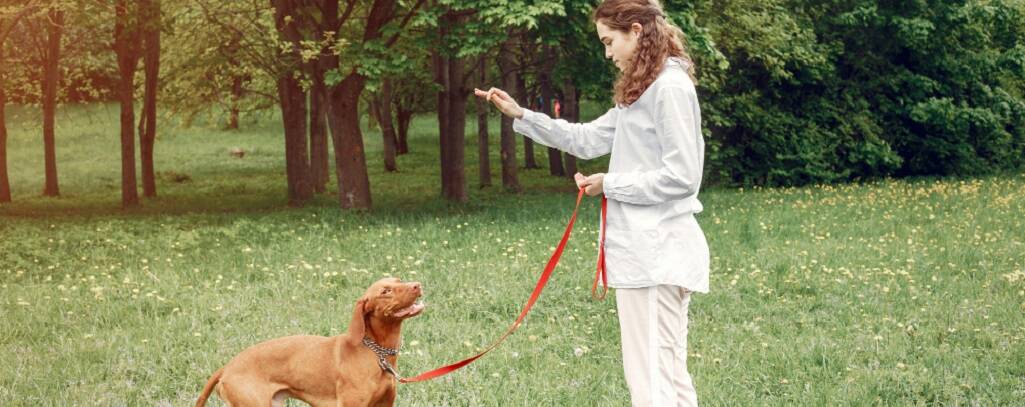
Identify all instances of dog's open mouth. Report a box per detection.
[393,301,425,318]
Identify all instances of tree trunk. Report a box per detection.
[562,78,578,178]
[319,0,404,209]
[563,153,578,178]
[115,0,139,208]
[433,49,450,195]
[226,32,244,130]
[0,73,9,203]
[277,74,313,206]
[139,0,160,198]
[435,22,468,202]
[228,74,242,129]
[497,39,520,192]
[321,0,373,210]
[375,78,398,172]
[271,0,313,207]
[476,55,491,188]
[1,0,42,203]
[309,61,329,192]
[396,109,411,155]
[326,75,373,209]
[41,8,63,197]
[516,72,537,169]
[539,47,563,177]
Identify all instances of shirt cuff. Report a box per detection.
[512,108,537,129]
[602,172,634,202]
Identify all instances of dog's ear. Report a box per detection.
[346,297,368,345]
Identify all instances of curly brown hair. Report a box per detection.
[593,0,696,106]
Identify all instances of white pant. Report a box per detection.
[617,286,697,407]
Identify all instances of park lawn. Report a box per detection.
[2,104,1024,406]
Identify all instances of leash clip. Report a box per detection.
[363,337,403,381]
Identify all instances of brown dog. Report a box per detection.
[196,277,424,407]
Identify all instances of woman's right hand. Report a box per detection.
[474,87,524,119]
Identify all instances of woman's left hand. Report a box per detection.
[574,172,605,196]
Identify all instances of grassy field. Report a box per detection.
[2,104,1024,406]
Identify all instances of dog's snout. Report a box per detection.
[410,282,421,294]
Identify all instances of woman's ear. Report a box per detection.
[631,22,643,37]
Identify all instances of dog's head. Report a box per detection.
[359,277,425,322]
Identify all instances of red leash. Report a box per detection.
[399,188,609,383]
[592,195,609,300]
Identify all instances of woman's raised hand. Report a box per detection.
[474,87,524,119]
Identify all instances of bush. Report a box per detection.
[674,0,1025,186]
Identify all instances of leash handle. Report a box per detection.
[399,188,590,383]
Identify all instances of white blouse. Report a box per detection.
[512,58,709,292]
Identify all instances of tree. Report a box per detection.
[561,77,578,176]
[432,8,472,202]
[308,56,330,193]
[270,0,313,207]
[322,0,426,209]
[514,48,538,169]
[179,0,316,206]
[390,52,434,156]
[536,43,563,177]
[814,0,1025,177]
[475,55,491,188]
[497,37,521,191]
[138,0,160,198]
[370,77,398,172]
[0,1,42,203]
[40,5,62,197]
[303,0,332,193]
[424,0,565,200]
[113,0,142,208]
[9,1,64,197]
[163,0,277,129]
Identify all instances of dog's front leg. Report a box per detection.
[374,389,396,407]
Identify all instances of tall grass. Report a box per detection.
[2,104,1024,405]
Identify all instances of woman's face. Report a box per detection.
[596,20,641,72]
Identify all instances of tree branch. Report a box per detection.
[383,0,426,48]
[335,0,356,33]
[193,0,278,75]
[0,0,40,46]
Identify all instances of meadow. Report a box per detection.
[2,104,1024,406]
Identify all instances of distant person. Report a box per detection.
[554,98,562,118]
[475,0,708,405]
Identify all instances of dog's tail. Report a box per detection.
[195,367,224,407]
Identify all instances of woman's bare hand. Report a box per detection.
[574,172,605,196]
[474,87,524,119]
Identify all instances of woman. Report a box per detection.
[475,0,709,405]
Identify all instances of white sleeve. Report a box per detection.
[602,86,703,205]
[511,107,617,160]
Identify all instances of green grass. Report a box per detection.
[2,103,1025,405]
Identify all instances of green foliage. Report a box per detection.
[2,0,114,105]
[684,0,1025,185]
[160,0,279,128]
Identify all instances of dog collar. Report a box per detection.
[362,337,402,380]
